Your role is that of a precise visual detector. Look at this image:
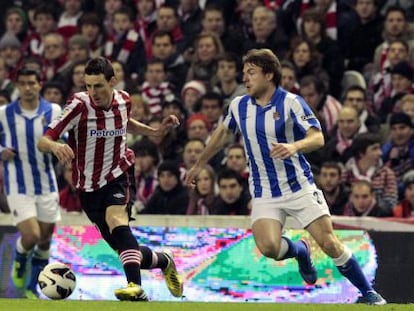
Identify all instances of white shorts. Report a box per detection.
[250,188,330,228]
[7,193,61,226]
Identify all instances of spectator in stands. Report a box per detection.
[177,0,203,50]
[346,0,383,73]
[4,7,28,43]
[211,168,251,215]
[287,37,330,92]
[102,0,123,36]
[161,95,188,151]
[131,139,159,214]
[21,4,58,57]
[393,169,414,218]
[378,61,414,123]
[0,56,15,100]
[66,60,86,98]
[280,60,299,94]
[186,113,211,145]
[140,58,175,117]
[41,81,65,106]
[198,92,224,130]
[242,6,289,59]
[54,34,90,88]
[299,75,341,135]
[382,112,414,195]
[78,12,105,58]
[373,6,414,75]
[112,60,137,94]
[181,138,206,181]
[228,0,261,41]
[371,38,411,113]
[213,52,246,109]
[57,0,83,40]
[343,180,392,217]
[156,5,185,52]
[133,0,158,58]
[400,94,414,123]
[0,32,23,74]
[224,143,249,192]
[318,161,349,215]
[200,4,242,54]
[186,164,216,215]
[343,85,380,133]
[143,116,180,162]
[142,160,189,214]
[300,8,344,98]
[104,7,146,79]
[42,32,67,81]
[186,32,224,88]
[151,31,187,92]
[59,164,82,214]
[343,132,398,214]
[181,80,206,115]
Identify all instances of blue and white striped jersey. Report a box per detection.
[0,98,61,195]
[222,87,321,199]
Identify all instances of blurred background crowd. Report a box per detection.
[0,0,413,219]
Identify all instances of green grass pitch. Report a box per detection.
[0,300,412,311]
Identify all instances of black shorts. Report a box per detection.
[79,166,136,224]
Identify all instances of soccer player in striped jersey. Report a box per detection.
[0,68,62,299]
[185,49,386,305]
[37,57,183,301]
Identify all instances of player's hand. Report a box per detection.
[159,115,180,135]
[52,143,74,166]
[1,148,16,161]
[270,142,297,159]
[185,165,202,188]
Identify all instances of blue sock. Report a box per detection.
[337,255,373,296]
[279,237,307,260]
[27,257,48,292]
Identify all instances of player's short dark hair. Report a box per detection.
[15,68,42,82]
[85,57,115,81]
[243,49,282,87]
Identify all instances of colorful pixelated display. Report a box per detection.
[40,226,377,302]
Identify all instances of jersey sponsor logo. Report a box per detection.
[273,112,280,120]
[89,127,126,137]
[301,114,316,121]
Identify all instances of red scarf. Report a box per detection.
[104,29,140,64]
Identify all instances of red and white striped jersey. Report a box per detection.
[46,90,135,192]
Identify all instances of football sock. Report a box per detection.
[334,246,373,296]
[139,246,169,270]
[277,237,307,260]
[112,225,142,285]
[27,247,50,292]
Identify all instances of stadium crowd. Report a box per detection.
[0,0,414,218]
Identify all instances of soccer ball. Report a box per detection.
[38,262,76,299]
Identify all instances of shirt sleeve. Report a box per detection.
[291,95,321,131]
[222,96,242,134]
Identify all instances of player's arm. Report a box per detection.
[185,124,231,186]
[271,127,324,159]
[127,115,179,136]
[293,127,325,153]
[37,135,74,166]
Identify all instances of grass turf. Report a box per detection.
[0,300,412,311]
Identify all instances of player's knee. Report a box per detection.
[257,241,280,259]
[22,232,41,246]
